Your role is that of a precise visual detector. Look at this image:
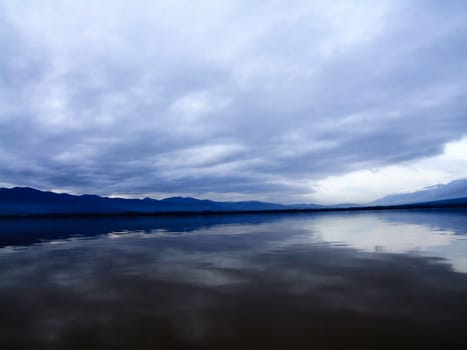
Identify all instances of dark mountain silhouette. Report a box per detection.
[0,179,466,217]
[0,187,324,216]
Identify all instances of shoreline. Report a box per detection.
[0,202,466,219]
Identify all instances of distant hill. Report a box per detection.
[0,187,323,216]
[412,197,467,206]
[0,181,466,217]
[370,179,467,206]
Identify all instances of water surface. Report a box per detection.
[0,210,466,349]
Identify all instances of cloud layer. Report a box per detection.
[1,0,466,201]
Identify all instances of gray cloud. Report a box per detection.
[0,0,466,201]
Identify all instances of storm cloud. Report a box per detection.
[1,0,466,201]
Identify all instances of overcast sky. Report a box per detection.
[1,0,466,204]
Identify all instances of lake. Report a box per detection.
[0,209,466,349]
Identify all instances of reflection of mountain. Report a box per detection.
[0,213,295,248]
[1,209,466,249]
[371,179,467,205]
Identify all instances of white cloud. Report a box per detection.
[312,137,467,204]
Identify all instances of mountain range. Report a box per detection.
[0,187,321,216]
[0,179,466,216]
[370,179,467,206]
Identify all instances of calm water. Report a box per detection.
[0,210,466,349]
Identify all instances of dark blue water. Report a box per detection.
[0,210,466,349]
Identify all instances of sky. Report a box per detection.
[0,0,466,204]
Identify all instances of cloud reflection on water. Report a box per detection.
[0,210,466,349]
